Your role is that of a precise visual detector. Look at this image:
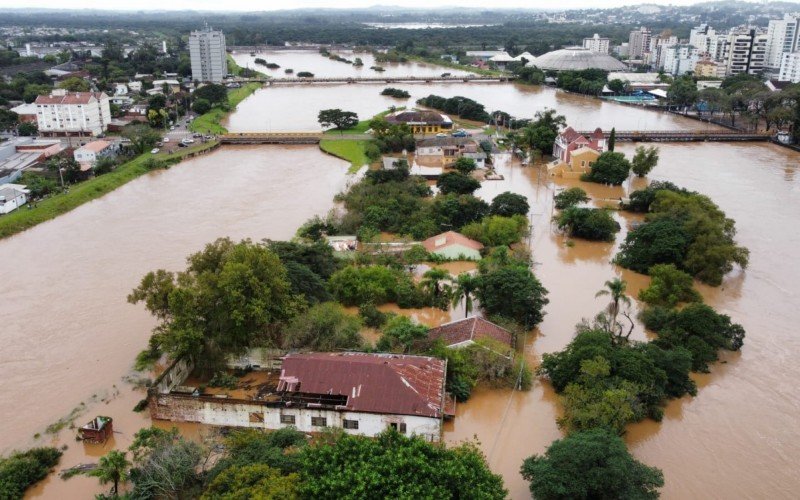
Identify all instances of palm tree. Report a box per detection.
[421,268,451,307]
[88,450,130,497]
[451,273,478,318]
[595,277,631,334]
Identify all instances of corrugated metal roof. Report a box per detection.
[279,352,445,418]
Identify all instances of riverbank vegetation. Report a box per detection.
[0,447,62,498]
[319,139,371,172]
[417,94,491,122]
[380,87,410,98]
[189,82,262,135]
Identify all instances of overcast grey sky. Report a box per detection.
[0,0,760,11]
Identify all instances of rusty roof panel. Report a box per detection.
[279,352,445,418]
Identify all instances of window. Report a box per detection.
[311,416,327,427]
[280,414,295,425]
[343,419,359,430]
[389,422,407,434]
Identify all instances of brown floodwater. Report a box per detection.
[3,55,799,499]
[0,146,350,498]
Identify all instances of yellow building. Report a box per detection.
[694,59,721,78]
[547,147,600,179]
[385,110,453,134]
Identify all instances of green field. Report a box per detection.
[0,141,218,240]
[323,107,402,136]
[319,139,371,173]
[189,82,262,135]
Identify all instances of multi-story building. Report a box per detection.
[778,52,800,82]
[690,24,717,56]
[648,35,679,69]
[583,34,611,54]
[694,58,725,78]
[628,27,652,60]
[189,26,228,83]
[765,14,800,71]
[725,29,768,76]
[34,89,111,137]
[662,44,700,76]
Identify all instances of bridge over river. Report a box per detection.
[232,75,513,85]
[577,129,771,142]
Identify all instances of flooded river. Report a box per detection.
[2,52,798,499]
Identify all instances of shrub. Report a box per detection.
[436,171,481,195]
[0,447,63,499]
[582,151,631,185]
[462,215,528,247]
[638,264,702,307]
[554,187,589,209]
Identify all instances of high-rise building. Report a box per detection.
[689,24,717,56]
[662,44,700,76]
[628,27,652,60]
[765,14,800,70]
[583,34,611,54]
[725,29,768,76]
[648,35,678,69]
[189,26,228,83]
[778,52,800,82]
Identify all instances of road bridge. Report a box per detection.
[259,75,512,84]
[220,133,323,144]
[576,130,770,142]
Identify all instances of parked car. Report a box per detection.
[193,133,202,138]
[178,142,188,148]
[435,133,447,138]
[204,135,213,140]
[181,138,194,145]
[150,148,160,154]
[170,125,175,130]
[156,141,163,147]
[162,137,170,143]
[452,131,469,137]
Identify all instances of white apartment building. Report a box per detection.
[778,52,800,82]
[628,27,652,60]
[648,35,678,69]
[725,29,768,76]
[189,26,228,83]
[765,14,800,70]
[583,34,611,54]
[662,44,700,76]
[34,89,111,137]
[690,24,717,56]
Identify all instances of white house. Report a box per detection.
[35,89,111,137]
[114,83,129,96]
[73,140,116,169]
[0,184,30,214]
[148,352,450,442]
[128,81,143,93]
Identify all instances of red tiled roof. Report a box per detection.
[35,92,104,105]
[560,126,581,143]
[591,127,605,139]
[278,352,445,418]
[422,231,484,253]
[427,316,513,347]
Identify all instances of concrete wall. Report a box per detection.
[152,357,194,394]
[432,245,481,260]
[150,393,442,441]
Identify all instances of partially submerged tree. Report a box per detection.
[317,108,359,133]
[631,145,660,177]
[554,187,589,209]
[87,450,130,497]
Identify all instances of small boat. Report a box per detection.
[78,416,113,444]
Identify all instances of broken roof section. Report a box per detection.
[427,316,513,348]
[278,352,445,418]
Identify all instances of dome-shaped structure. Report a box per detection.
[527,47,627,72]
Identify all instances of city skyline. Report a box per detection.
[0,0,769,12]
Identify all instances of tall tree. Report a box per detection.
[608,127,616,152]
[317,108,359,133]
[595,277,631,341]
[128,238,302,373]
[122,124,161,154]
[451,273,478,318]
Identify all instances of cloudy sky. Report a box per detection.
[0,0,756,11]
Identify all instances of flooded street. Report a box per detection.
[2,50,799,500]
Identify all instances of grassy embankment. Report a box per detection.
[0,141,218,239]
[401,53,501,77]
[189,82,263,135]
[319,108,402,172]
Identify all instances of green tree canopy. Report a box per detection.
[489,191,530,217]
[0,447,62,499]
[299,429,506,499]
[631,145,660,177]
[476,264,548,328]
[58,76,90,92]
[638,264,702,307]
[122,123,161,154]
[554,187,589,209]
[436,171,481,195]
[128,238,302,373]
[452,157,478,174]
[462,214,528,247]
[317,108,359,131]
[520,429,664,500]
[376,315,429,353]
[282,302,363,351]
[582,151,631,185]
[193,83,228,105]
[556,207,620,242]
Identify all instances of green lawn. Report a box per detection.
[319,139,371,173]
[189,82,262,135]
[323,107,404,136]
[0,141,219,240]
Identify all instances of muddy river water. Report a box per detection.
[2,52,799,499]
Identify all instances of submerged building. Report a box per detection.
[149,352,451,442]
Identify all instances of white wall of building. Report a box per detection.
[0,184,29,214]
[36,92,111,137]
[583,34,610,54]
[189,27,228,83]
[766,14,800,70]
[779,52,800,82]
